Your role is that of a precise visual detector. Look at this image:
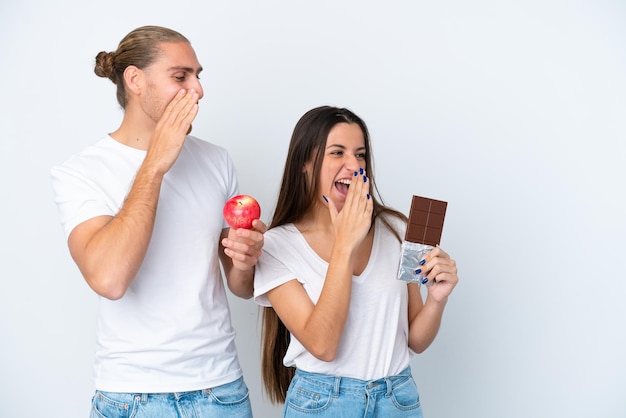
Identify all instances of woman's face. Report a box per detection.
[310,122,367,213]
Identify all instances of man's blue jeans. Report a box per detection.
[89,376,252,418]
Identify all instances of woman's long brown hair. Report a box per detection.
[261,106,406,403]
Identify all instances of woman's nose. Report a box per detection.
[345,155,362,172]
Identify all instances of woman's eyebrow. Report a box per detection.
[326,144,366,151]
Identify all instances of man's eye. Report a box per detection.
[175,75,186,82]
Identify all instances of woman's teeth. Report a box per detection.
[335,179,351,194]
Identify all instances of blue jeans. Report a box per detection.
[284,367,424,417]
[89,377,252,418]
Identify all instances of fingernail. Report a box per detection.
[354,171,358,176]
[366,194,371,200]
[322,195,328,203]
[360,167,364,175]
[363,175,367,183]
[414,269,421,274]
[421,277,429,284]
[419,259,426,266]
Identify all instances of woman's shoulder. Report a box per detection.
[377,211,407,235]
[264,223,298,246]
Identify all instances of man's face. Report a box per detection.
[140,41,204,125]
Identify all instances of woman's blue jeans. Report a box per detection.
[284,367,424,417]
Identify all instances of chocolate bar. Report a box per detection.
[397,195,448,284]
[405,195,447,246]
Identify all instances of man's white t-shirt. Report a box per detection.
[254,216,414,381]
[51,135,242,393]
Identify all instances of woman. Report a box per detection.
[254,106,458,417]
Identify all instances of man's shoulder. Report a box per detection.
[53,136,142,173]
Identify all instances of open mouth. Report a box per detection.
[335,179,351,196]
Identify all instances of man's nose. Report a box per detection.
[189,78,204,100]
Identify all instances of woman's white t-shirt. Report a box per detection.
[254,216,414,380]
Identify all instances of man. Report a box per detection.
[51,26,265,417]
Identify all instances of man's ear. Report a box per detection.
[123,65,143,96]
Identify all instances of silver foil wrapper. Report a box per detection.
[397,241,434,285]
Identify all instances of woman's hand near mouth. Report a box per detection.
[325,169,373,256]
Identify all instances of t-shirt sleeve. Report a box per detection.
[253,233,299,307]
[50,164,115,237]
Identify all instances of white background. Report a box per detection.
[1,1,625,417]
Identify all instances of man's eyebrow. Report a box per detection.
[169,65,203,74]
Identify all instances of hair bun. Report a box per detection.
[94,51,116,83]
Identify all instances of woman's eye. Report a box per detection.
[356,153,366,159]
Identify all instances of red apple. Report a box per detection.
[223,194,261,229]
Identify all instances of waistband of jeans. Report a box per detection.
[294,366,412,395]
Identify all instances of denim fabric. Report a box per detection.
[284,367,423,418]
[89,377,252,418]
